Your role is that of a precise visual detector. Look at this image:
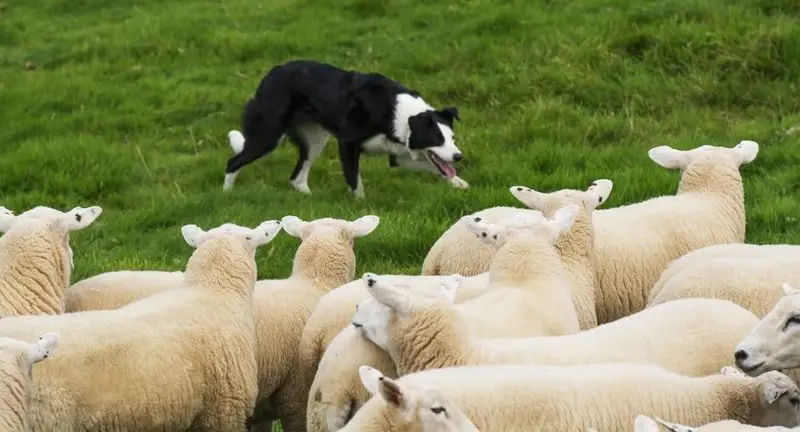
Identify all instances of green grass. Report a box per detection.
[1,0,800,282]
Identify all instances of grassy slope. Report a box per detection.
[1,0,799,283]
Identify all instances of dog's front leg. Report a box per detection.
[339,144,365,199]
[393,154,470,189]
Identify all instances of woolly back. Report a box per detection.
[183,235,257,299]
[0,351,31,431]
[291,230,356,289]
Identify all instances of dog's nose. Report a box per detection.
[452,153,462,162]
[734,350,749,362]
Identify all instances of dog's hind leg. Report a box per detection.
[223,122,284,192]
[288,123,330,194]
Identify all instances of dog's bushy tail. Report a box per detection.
[227,130,245,154]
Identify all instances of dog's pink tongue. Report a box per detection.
[442,162,456,178]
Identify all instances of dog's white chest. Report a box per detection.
[361,134,407,155]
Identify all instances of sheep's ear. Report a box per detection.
[585,179,613,209]
[782,282,800,296]
[732,140,759,165]
[440,276,460,304]
[26,332,59,364]
[60,206,103,231]
[653,417,696,432]
[0,207,17,233]
[378,375,408,409]
[348,215,380,238]
[720,366,746,376]
[633,415,659,432]
[546,204,580,242]
[363,272,411,314]
[762,382,788,405]
[280,216,309,239]
[648,146,691,169]
[358,365,385,396]
[181,224,207,248]
[246,220,283,247]
[508,185,546,210]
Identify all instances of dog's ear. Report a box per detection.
[437,107,459,123]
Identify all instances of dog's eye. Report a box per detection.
[430,406,446,415]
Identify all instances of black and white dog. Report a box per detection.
[223,60,468,198]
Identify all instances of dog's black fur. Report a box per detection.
[225,59,460,195]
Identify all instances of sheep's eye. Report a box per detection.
[784,316,800,331]
[430,406,446,415]
[245,236,252,241]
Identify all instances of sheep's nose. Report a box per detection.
[452,153,462,162]
[734,350,749,362]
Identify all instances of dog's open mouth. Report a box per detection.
[427,151,457,178]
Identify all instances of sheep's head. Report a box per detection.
[0,207,15,232]
[735,282,800,377]
[352,272,461,351]
[354,366,479,432]
[647,140,759,172]
[0,332,60,377]
[719,366,800,427]
[181,220,282,251]
[280,215,380,243]
[633,415,697,432]
[509,179,613,215]
[466,204,579,249]
[0,205,103,234]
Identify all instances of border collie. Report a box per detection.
[223,60,468,198]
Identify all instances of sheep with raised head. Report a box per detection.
[0,333,59,431]
[346,364,800,431]
[0,219,282,431]
[309,207,582,431]
[354,272,760,376]
[0,205,102,316]
[248,215,380,432]
[289,272,490,432]
[735,283,800,377]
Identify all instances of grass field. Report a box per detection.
[2,0,800,281]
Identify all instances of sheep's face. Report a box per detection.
[281,215,379,243]
[467,204,579,248]
[357,366,479,432]
[181,220,282,251]
[509,179,613,215]
[0,333,59,378]
[647,140,759,172]
[735,283,800,376]
[719,366,800,428]
[354,273,460,351]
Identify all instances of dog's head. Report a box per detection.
[407,108,462,178]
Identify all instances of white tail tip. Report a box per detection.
[228,130,245,154]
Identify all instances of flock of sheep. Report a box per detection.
[2,139,800,431]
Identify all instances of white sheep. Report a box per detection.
[647,243,800,303]
[422,141,759,324]
[303,274,491,432]
[247,215,380,432]
[64,270,185,312]
[421,180,613,283]
[591,140,759,323]
[0,333,59,431]
[420,206,544,276]
[634,414,794,431]
[735,283,800,377]
[0,219,282,431]
[0,205,103,316]
[291,273,490,432]
[507,179,613,329]
[347,363,800,431]
[308,208,584,431]
[354,272,760,376]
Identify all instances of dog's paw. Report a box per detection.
[449,176,469,189]
[290,180,311,194]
